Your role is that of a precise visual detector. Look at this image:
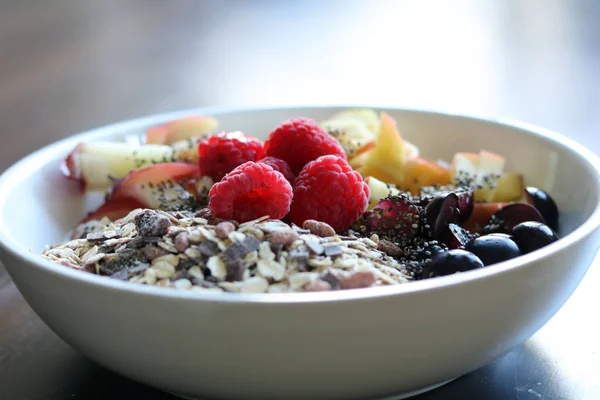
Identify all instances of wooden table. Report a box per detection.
[1,1,600,398]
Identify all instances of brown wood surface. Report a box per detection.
[1,1,600,399]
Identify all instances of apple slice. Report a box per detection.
[489,173,524,203]
[63,142,179,191]
[365,176,402,209]
[474,150,506,201]
[109,163,200,211]
[321,117,376,159]
[145,116,218,145]
[80,198,145,224]
[327,109,380,133]
[450,152,479,183]
[357,112,405,185]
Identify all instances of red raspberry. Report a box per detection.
[289,155,369,232]
[198,131,264,182]
[264,117,346,175]
[257,156,296,184]
[209,161,293,223]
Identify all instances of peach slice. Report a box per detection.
[357,112,405,184]
[145,116,218,145]
[401,157,452,195]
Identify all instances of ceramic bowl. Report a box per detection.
[1,106,600,400]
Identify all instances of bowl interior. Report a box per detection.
[0,107,598,261]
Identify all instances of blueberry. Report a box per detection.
[525,187,559,231]
[511,221,559,254]
[422,249,484,278]
[464,233,521,266]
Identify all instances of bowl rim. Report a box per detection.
[1,104,600,304]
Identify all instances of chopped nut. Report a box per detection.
[304,279,332,292]
[174,232,190,252]
[269,228,299,246]
[215,221,236,239]
[340,270,377,289]
[145,267,157,285]
[303,219,336,237]
[377,239,403,257]
[188,266,205,279]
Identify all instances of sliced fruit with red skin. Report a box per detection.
[145,116,218,145]
[444,223,472,249]
[450,152,479,182]
[80,197,145,224]
[365,196,420,238]
[62,142,179,192]
[489,203,545,232]
[108,163,200,210]
[456,190,475,223]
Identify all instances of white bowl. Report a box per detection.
[1,106,600,400]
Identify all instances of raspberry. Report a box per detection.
[209,162,293,223]
[257,156,296,184]
[289,155,369,232]
[264,117,346,175]
[198,131,264,182]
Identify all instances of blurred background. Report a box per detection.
[1,0,599,173]
[1,1,600,399]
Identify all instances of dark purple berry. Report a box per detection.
[464,233,521,266]
[511,221,559,254]
[525,187,559,231]
[422,249,484,278]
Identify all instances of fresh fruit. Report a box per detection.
[198,131,265,182]
[356,113,405,185]
[63,142,178,191]
[209,162,293,223]
[422,249,484,278]
[464,234,521,266]
[108,161,199,204]
[450,152,479,184]
[80,198,145,224]
[489,173,524,202]
[511,221,559,254]
[445,223,473,249]
[463,202,506,231]
[401,157,451,195]
[327,109,380,133]
[145,116,218,145]
[473,150,506,201]
[488,203,545,233]
[320,118,376,158]
[257,157,295,184]
[365,176,402,209]
[264,117,346,175]
[171,137,203,163]
[366,195,420,240]
[524,187,559,231]
[289,155,369,232]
